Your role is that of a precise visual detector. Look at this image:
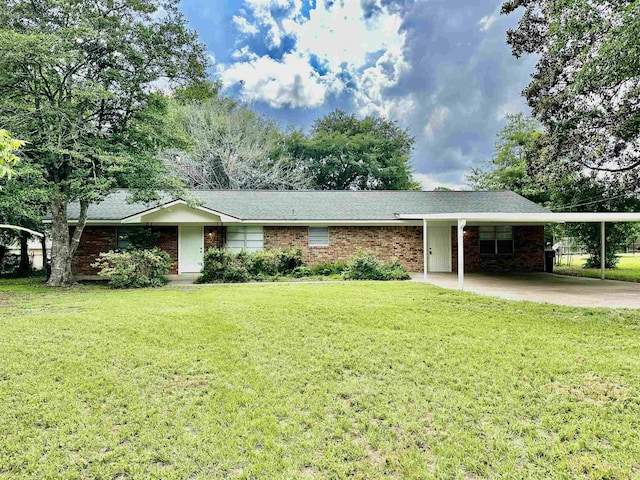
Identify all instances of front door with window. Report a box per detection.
[428,226,451,272]
[179,226,204,273]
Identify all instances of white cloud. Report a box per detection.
[219,52,328,108]
[424,106,451,141]
[478,13,498,32]
[217,0,410,113]
[233,15,259,35]
[413,173,466,191]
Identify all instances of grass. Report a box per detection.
[1,279,640,479]
[555,254,640,282]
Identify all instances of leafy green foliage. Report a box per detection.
[0,129,24,179]
[284,109,418,190]
[92,248,171,288]
[308,261,347,276]
[198,248,304,283]
[0,0,207,285]
[502,0,640,190]
[467,114,549,204]
[123,227,161,251]
[343,250,411,281]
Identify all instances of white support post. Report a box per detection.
[601,221,606,280]
[423,219,428,281]
[457,219,466,290]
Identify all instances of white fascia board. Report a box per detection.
[121,200,241,224]
[397,212,640,223]
[240,219,422,226]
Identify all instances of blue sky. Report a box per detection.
[178,0,536,189]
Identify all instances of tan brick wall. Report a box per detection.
[451,225,544,273]
[72,226,178,275]
[263,226,424,272]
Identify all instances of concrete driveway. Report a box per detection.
[420,273,640,309]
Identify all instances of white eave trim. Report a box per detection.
[397,212,640,223]
[120,199,241,224]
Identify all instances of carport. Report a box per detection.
[397,212,640,290]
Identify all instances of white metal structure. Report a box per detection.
[401,213,640,290]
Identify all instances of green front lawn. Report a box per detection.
[1,280,639,479]
[555,254,640,282]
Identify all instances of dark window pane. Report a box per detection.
[479,240,495,254]
[497,240,513,254]
[116,227,131,251]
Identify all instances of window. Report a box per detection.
[479,226,513,254]
[308,227,329,247]
[116,227,134,251]
[226,225,264,252]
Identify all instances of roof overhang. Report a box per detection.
[397,212,640,223]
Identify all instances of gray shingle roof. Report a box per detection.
[62,189,550,222]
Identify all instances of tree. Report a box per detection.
[469,114,639,267]
[467,113,548,204]
[285,109,419,190]
[502,0,640,191]
[0,0,207,286]
[0,129,24,179]
[167,97,310,190]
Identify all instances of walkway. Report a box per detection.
[420,273,640,309]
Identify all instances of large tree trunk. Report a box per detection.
[47,197,88,287]
[17,231,30,276]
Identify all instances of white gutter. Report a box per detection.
[0,224,45,238]
[397,212,640,223]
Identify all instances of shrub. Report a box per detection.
[92,248,171,288]
[198,248,306,283]
[197,248,251,283]
[343,250,410,281]
[276,248,303,274]
[309,261,346,276]
[247,250,279,277]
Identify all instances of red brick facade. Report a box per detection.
[263,226,424,271]
[451,225,544,273]
[73,223,544,276]
[72,226,178,275]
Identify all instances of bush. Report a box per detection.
[309,261,346,276]
[343,250,410,281]
[276,248,303,274]
[198,248,306,283]
[92,248,171,288]
[247,250,279,277]
[197,248,251,283]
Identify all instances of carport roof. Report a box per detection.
[60,189,551,222]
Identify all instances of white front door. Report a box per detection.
[179,226,204,273]
[428,226,451,272]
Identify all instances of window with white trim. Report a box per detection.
[479,226,513,254]
[308,227,329,247]
[226,225,264,252]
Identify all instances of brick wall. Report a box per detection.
[72,226,178,275]
[451,225,544,273]
[72,226,117,275]
[263,226,424,272]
